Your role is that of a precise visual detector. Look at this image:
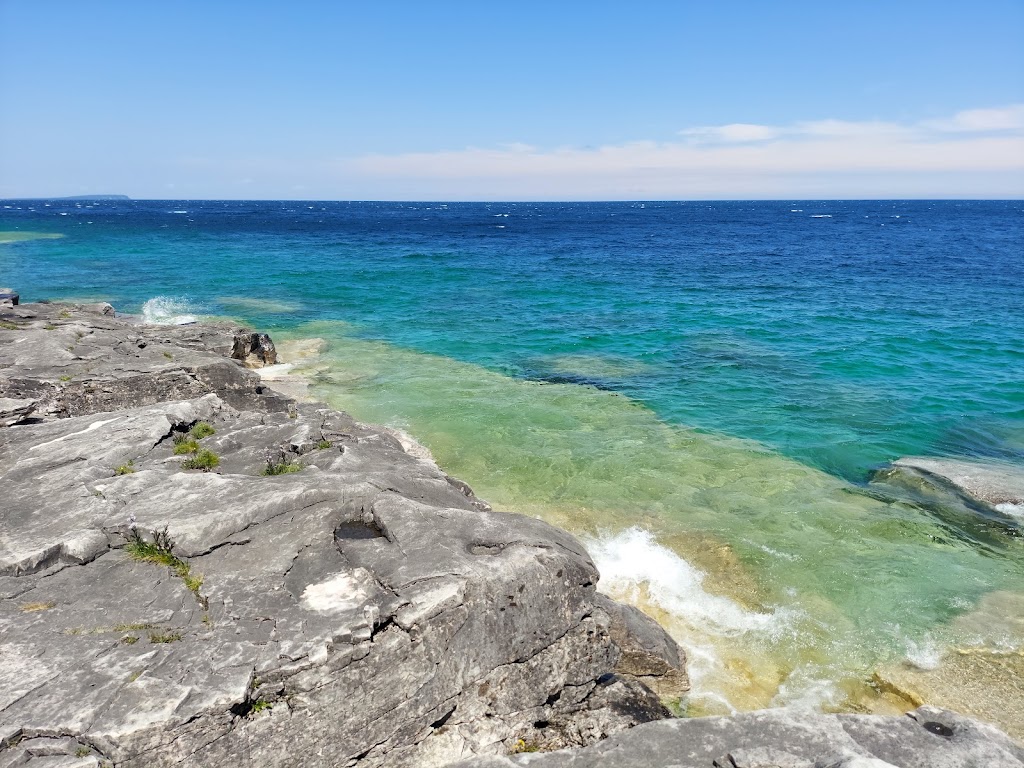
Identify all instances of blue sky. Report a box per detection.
[1,1,1022,199]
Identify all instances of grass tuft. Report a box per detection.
[316,439,332,450]
[250,700,273,715]
[173,438,199,455]
[172,424,219,469]
[124,527,206,604]
[190,421,216,439]
[149,630,183,644]
[181,448,220,471]
[262,452,302,476]
[512,739,540,754]
[114,459,136,475]
[20,601,56,612]
[0,320,19,330]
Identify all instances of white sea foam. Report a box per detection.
[587,527,786,636]
[255,363,295,380]
[904,634,942,670]
[772,669,844,711]
[141,296,198,325]
[995,502,1024,518]
[587,527,807,712]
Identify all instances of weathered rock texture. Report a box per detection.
[0,303,683,767]
[452,706,1024,767]
[886,457,1024,519]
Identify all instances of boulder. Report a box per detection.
[885,457,1024,518]
[231,331,278,368]
[594,593,689,700]
[0,288,19,306]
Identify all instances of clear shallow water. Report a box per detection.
[3,199,1023,717]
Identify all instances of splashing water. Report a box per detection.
[141,296,198,325]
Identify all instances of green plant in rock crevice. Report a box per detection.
[123,524,206,606]
[261,449,302,476]
[173,423,219,470]
[181,448,220,471]
[173,438,200,455]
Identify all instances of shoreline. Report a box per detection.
[4,296,1019,765]
[248,313,1024,737]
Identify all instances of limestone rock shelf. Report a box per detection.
[0,302,681,767]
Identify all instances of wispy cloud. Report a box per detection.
[347,105,1024,199]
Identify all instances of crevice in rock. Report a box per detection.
[430,706,456,730]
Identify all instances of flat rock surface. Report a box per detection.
[452,706,1024,767]
[890,457,1024,518]
[0,304,682,767]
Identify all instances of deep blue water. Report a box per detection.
[3,199,1022,483]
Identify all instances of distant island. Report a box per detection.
[58,194,131,200]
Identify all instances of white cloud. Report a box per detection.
[680,123,781,143]
[925,104,1024,133]
[346,105,1024,199]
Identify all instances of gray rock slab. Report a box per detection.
[0,397,35,427]
[451,706,1024,767]
[0,302,291,418]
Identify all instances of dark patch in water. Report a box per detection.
[522,372,620,391]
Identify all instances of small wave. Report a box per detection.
[588,527,787,636]
[141,296,198,325]
[810,214,832,218]
[904,635,942,670]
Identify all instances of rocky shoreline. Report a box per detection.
[1,299,1021,768]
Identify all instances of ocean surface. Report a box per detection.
[3,199,1023,720]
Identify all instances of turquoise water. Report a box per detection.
[2,199,1023,718]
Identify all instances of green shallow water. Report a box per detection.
[278,322,1024,714]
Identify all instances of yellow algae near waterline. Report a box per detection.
[218,296,303,314]
[0,231,64,244]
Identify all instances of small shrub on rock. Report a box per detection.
[262,450,302,476]
[182,449,220,471]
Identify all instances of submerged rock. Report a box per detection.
[0,302,684,767]
[886,456,1024,519]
